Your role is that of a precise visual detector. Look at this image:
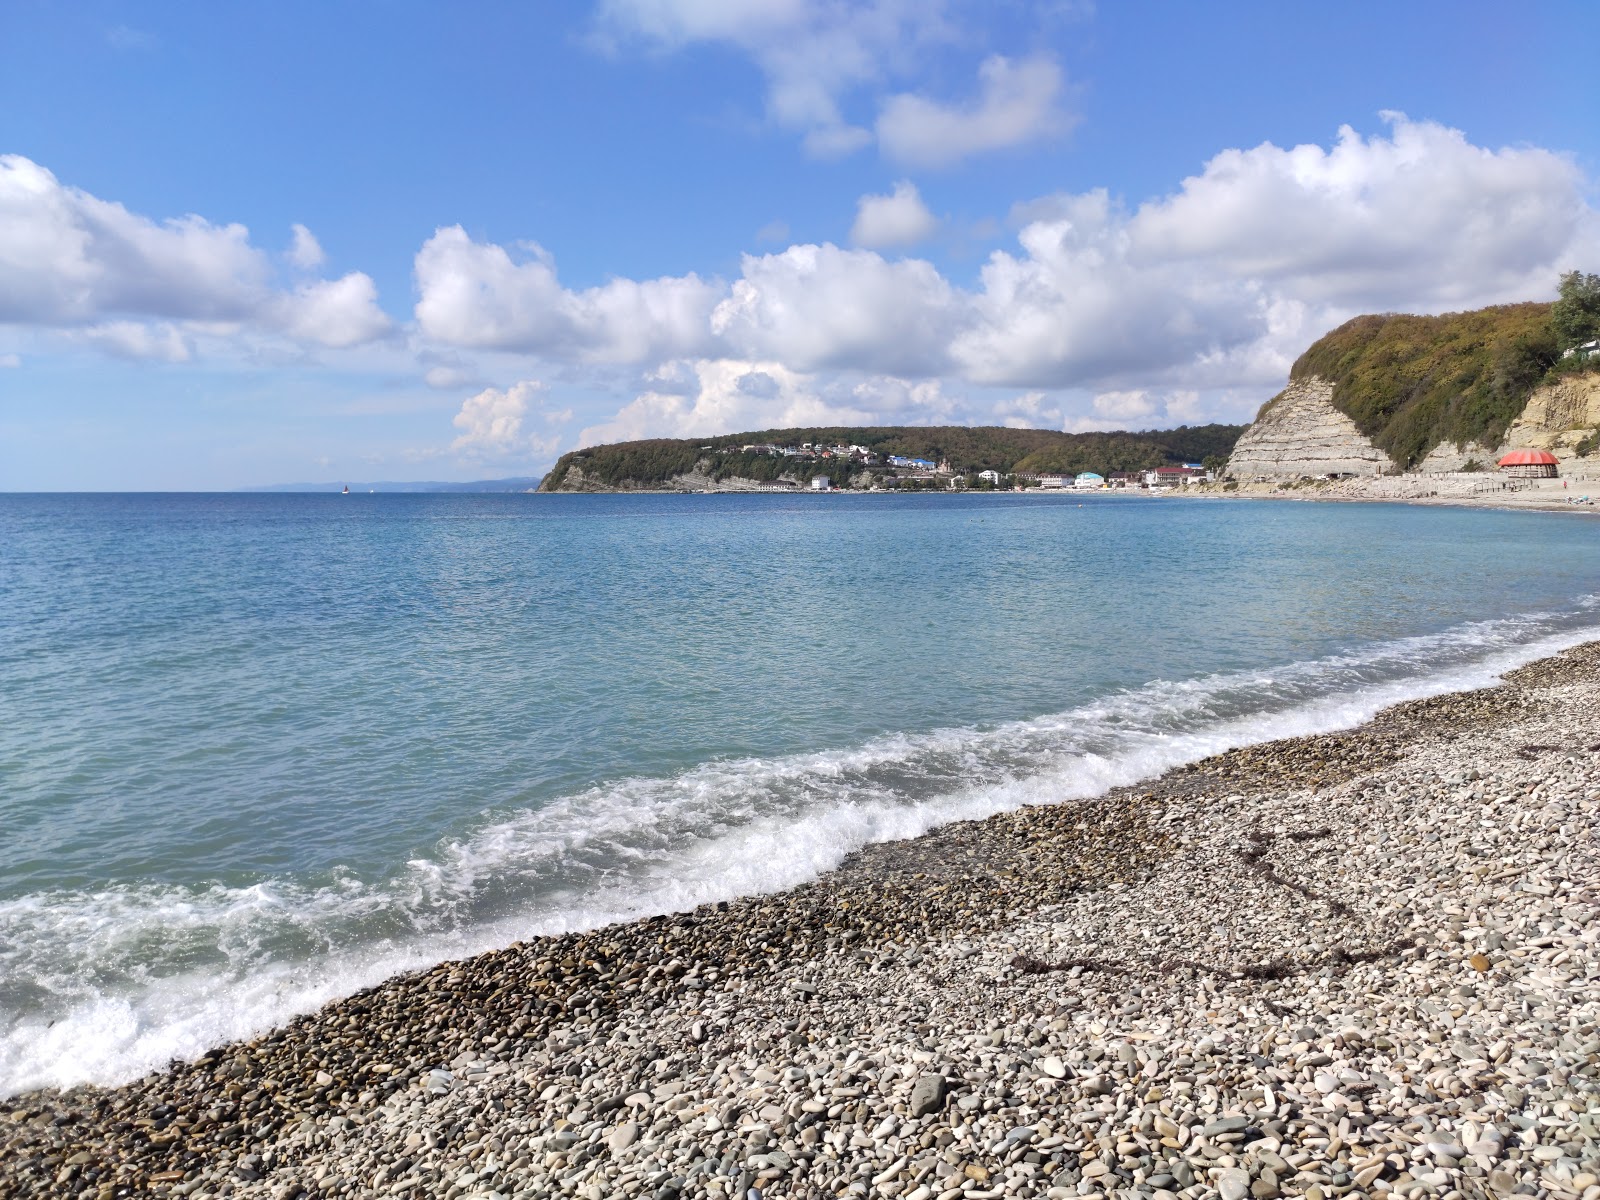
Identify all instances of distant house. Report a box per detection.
[1562,339,1600,362]
[977,470,1002,484]
[1146,466,1206,487]
[1037,473,1071,489]
[1074,472,1105,489]
[907,457,937,471]
[810,475,832,491]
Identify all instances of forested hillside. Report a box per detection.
[538,424,1245,491]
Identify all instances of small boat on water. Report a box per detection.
[342,485,349,495]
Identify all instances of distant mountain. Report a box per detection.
[240,477,545,494]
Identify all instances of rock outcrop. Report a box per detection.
[1226,377,1389,480]
[1499,373,1600,458]
[1409,373,1600,478]
[1417,440,1499,473]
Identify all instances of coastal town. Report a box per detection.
[720,442,1217,491]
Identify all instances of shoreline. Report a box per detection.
[6,647,1600,1199]
[1188,476,1600,516]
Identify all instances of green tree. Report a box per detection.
[1553,270,1600,350]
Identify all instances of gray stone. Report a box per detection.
[1217,1167,1251,1200]
[609,1122,640,1153]
[909,1074,947,1118]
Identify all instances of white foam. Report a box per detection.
[4,607,1599,1096]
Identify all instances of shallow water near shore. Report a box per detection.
[3,490,1600,1096]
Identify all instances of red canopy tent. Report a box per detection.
[1497,448,1560,478]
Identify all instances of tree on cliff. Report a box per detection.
[1553,270,1600,350]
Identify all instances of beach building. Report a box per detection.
[1036,473,1071,489]
[1497,449,1559,478]
[810,475,832,491]
[1074,472,1104,489]
[977,470,1001,485]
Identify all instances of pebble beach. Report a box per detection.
[6,644,1600,1200]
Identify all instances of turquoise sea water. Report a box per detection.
[3,491,1600,1094]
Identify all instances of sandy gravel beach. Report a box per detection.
[6,646,1600,1200]
[1196,475,1600,515]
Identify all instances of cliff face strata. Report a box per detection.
[1499,374,1600,457]
[1226,377,1389,479]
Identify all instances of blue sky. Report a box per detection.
[2,1,1597,489]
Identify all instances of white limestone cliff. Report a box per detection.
[1225,377,1389,480]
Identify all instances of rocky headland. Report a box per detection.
[6,644,1600,1200]
[1223,380,1388,481]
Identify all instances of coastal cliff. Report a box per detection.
[1225,377,1388,479]
[1229,298,1600,479]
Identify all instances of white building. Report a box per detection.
[977,470,1002,484]
[810,475,831,491]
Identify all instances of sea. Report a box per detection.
[3,491,1599,1096]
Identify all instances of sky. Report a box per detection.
[1,1,1597,490]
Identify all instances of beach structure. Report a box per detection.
[810,475,831,491]
[1074,472,1104,489]
[1497,449,1559,478]
[1036,473,1071,489]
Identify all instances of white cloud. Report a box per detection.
[710,242,958,375]
[0,155,266,325]
[0,353,19,368]
[1128,113,1595,309]
[421,116,1599,410]
[413,226,720,362]
[578,357,955,447]
[81,321,192,363]
[276,273,392,348]
[876,54,1070,168]
[0,155,392,353]
[850,180,938,248]
[954,115,1600,389]
[287,223,326,270]
[579,361,876,451]
[423,363,480,390]
[451,379,564,459]
[595,0,951,158]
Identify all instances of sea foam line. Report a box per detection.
[3,606,1599,1097]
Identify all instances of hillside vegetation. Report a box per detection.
[539,424,1244,491]
[1285,303,1561,468]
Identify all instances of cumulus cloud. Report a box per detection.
[850,181,938,248]
[710,242,958,375]
[420,116,1599,403]
[595,0,952,158]
[0,155,392,353]
[956,115,1600,388]
[877,54,1071,168]
[578,357,957,447]
[275,273,392,348]
[1129,113,1595,309]
[287,223,326,270]
[413,226,720,361]
[451,380,564,459]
